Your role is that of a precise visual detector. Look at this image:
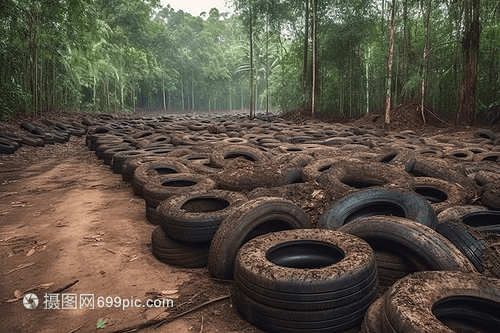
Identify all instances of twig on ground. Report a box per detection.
[51,279,79,294]
[67,320,88,333]
[199,316,204,333]
[106,294,231,333]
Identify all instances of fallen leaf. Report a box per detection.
[3,262,36,275]
[26,248,36,256]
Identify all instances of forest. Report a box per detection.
[1,0,499,125]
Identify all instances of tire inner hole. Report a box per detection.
[341,178,385,189]
[414,187,448,203]
[461,211,500,227]
[181,198,230,213]
[432,296,500,333]
[266,240,345,269]
[380,153,397,163]
[155,167,179,175]
[483,155,500,162]
[345,202,406,223]
[225,153,256,162]
[162,180,197,187]
[453,152,469,158]
[318,164,333,172]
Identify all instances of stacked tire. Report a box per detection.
[234,229,379,333]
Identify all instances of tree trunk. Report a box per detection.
[249,5,254,119]
[311,0,317,118]
[384,0,396,128]
[302,0,310,106]
[456,0,480,126]
[421,0,431,124]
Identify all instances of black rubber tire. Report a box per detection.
[445,148,475,162]
[436,220,489,272]
[481,183,500,210]
[151,226,208,268]
[143,173,216,209]
[381,270,500,333]
[234,229,378,332]
[361,296,384,333]
[474,128,496,141]
[110,150,146,174]
[315,160,415,194]
[209,144,269,168]
[20,135,39,147]
[145,204,161,225]
[317,188,437,230]
[437,205,488,223]
[461,210,500,234]
[20,122,36,132]
[412,156,477,191]
[337,216,476,273]
[157,190,247,243]
[121,155,162,182]
[208,197,311,280]
[412,177,470,213]
[132,160,192,197]
[235,228,378,309]
[102,146,133,165]
[376,148,416,173]
[374,250,418,287]
[0,138,17,154]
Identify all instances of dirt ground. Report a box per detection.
[0,125,262,333]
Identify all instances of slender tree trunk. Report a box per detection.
[385,0,396,128]
[249,5,254,119]
[180,68,185,110]
[302,0,310,106]
[311,0,317,118]
[191,73,195,110]
[162,77,166,110]
[421,0,431,124]
[366,47,370,113]
[457,0,480,126]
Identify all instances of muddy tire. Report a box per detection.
[132,160,192,197]
[461,210,500,234]
[143,173,216,209]
[151,226,208,268]
[208,197,311,280]
[437,220,489,272]
[209,144,269,168]
[315,160,415,194]
[413,177,470,213]
[381,270,500,333]
[317,188,437,230]
[361,297,384,333]
[338,216,476,273]
[374,251,418,287]
[157,190,247,243]
[0,138,18,154]
[437,205,489,223]
[234,229,378,332]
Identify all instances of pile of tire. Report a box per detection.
[77,113,500,332]
[0,119,87,154]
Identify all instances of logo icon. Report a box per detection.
[97,318,106,329]
[23,293,39,309]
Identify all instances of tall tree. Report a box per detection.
[385,0,396,127]
[456,0,480,125]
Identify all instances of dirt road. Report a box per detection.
[0,136,260,333]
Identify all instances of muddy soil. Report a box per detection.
[0,131,261,333]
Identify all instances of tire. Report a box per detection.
[361,297,384,333]
[157,190,247,243]
[234,229,378,332]
[110,150,146,174]
[412,156,477,191]
[437,205,488,223]
[337,216,476,273]
[0,138,17,154]
[481,183,500,210]
[436,220,489,272]
[376,148,416,173]
[208,197,311,280]
[461,210,500,234]
[315,160,415,195]
[151,226,208,268]
[474,128,496,141]
[132,160,193,197]
[209,144,269,168]
[122,155,161,182]
[412,177,470,213]
[381,270,500,333]
[143,173,216,209]
[374,251,418,287]
[444,149,475,162]
[317,188,437,230]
